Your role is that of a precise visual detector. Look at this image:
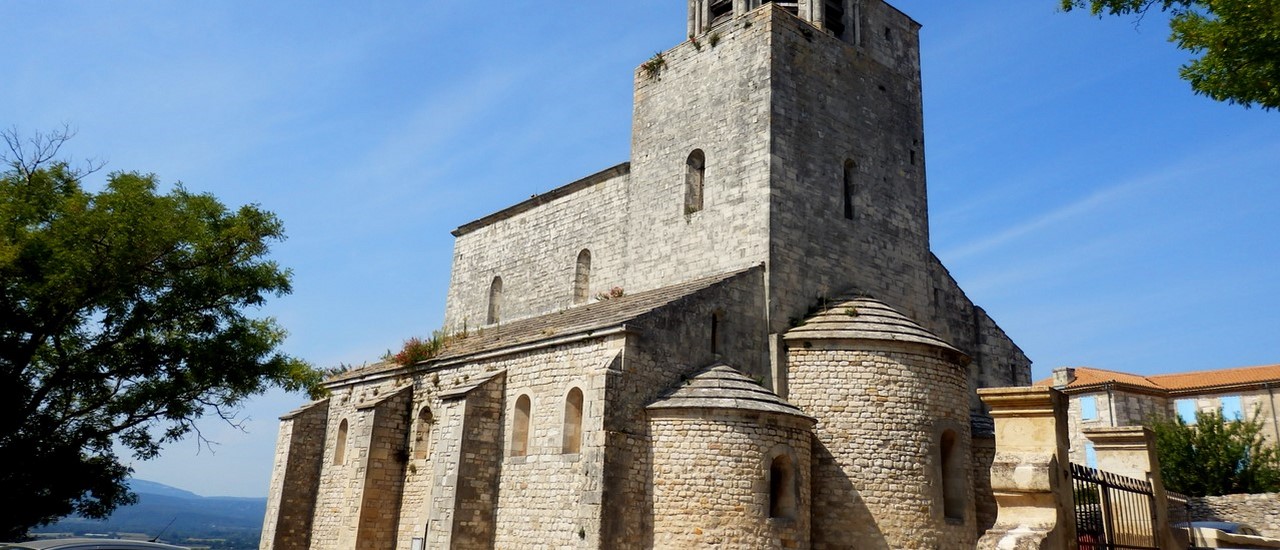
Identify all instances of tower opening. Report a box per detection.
[761,0,800,16]
[824,0,846,39]
[710,0,734,27]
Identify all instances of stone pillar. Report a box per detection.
[976,386,1075,550]
[1082,426,1181,549]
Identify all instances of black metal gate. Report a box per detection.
[1071,463,1160,549]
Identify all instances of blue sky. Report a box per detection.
[2,1,1276,498]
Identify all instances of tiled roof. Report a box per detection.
[326,267,760,385]
[782,296,967,362]
[1033,367,1164,391]
[1035,364,1280,395]
[647,363,815,421]
[1150,363,1280,393]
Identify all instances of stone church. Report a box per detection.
[261,1,1031,548]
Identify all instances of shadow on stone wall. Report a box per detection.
[810,441,889,549]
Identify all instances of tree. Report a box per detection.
[1149,408,1280,497]
[0,128,324,540]
[1062,0,1280,110]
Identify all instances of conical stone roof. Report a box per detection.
[647,363,815,422]
[783,296,968,362]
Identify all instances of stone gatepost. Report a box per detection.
[1082,427,1183,550]
[976,387,1076,550]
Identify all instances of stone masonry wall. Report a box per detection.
[648,409,813,549]
[787,342,974,550]
[354,387,412,550]
[766,3,929,336]
[623,7,774,300]
[443,167,633,331]
[601,268,769,549]
[444,4,779,332]
[485,338,617,549]
[451,374,505,549]
[309,379,410,550]
[763,5,1029,413]
[315,336,620,550]
[261,399,328,550]
[971,435,997,538]
[1189,493,1280,537]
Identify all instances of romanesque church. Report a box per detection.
[261,1,1031,548]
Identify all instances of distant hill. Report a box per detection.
[31,479,266,550]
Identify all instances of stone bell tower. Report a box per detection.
[628,0,934,337]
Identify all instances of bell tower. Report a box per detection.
[631,0,932,334]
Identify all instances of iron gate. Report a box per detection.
[1071,462,1160,549]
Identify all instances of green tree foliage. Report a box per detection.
[1062,0,1280,110]
[1150,408,1280,497]
[0,128,325,540]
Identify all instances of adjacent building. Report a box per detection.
[1041,364,1280,466]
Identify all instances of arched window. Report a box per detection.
[684,149,705,215]
[573,250,591,304]
[413,406,434,460]
[940,429,964,520]
[487,276,503,324]
[843,159,856,220]
[562,388,584,454]
[512,394,532,457]
[769,452,797,519]
[334,419,349,465]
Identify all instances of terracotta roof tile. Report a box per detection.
[1034,364,1280,395]
[1149,363,1280,393]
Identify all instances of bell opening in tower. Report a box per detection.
[761,0,800,16]
[824,0,846,39]
[710,0,734,27]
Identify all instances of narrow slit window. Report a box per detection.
[512,394,532,457]
[843,159,856,220]
[573,250,591,304]
[562,388,584,454]
[711,311,722,355]
[940,429,964,520]
[685,150,706,215]
[487,276,503,324]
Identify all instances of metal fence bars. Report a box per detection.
[1071,462,1160,550]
